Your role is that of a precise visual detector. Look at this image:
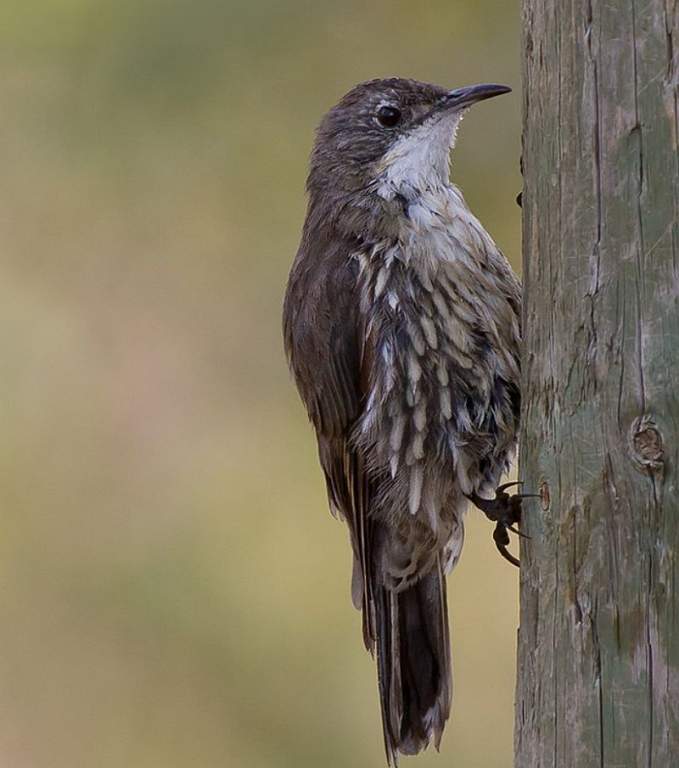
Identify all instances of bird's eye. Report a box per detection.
[376,105,401,128]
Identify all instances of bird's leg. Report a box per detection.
[467,481,538,568]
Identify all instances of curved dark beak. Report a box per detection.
[441,83,512,111]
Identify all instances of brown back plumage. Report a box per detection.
[283,220,454,764]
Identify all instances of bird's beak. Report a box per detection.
[439,83,512,111]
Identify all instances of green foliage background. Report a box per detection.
[0,1,522,765]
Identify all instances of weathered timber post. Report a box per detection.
[516,1,679,766]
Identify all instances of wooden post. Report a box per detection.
[516,1,679,766]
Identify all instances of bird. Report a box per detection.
[282,77,522,764]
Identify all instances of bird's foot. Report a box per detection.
[467,481,538,568]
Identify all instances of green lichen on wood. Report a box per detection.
[516,1,679,766]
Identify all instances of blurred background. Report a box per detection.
[0,1,522,766]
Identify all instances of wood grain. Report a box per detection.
[516,0,679,765]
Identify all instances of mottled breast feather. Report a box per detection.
[285,178,520,592]
[351,184,521,585]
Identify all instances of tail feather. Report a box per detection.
[373,557,452,765]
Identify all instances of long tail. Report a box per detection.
[373,557,452,765]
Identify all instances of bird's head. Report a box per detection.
[306,77,510,237]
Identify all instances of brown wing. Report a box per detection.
[282,234,376,649]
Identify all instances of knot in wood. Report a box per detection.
[629,416,664,471]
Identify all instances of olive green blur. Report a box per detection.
[0,2,521,766]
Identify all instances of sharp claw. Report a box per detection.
[496,539,520,568]
[497,480,523,494]
[507,524,530,539]
[493,523,520,567]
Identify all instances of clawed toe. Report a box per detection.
[506,523,529,539]
[467,480,537,568]
[493,522,520,568]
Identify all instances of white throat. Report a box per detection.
[375,111,463,202]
